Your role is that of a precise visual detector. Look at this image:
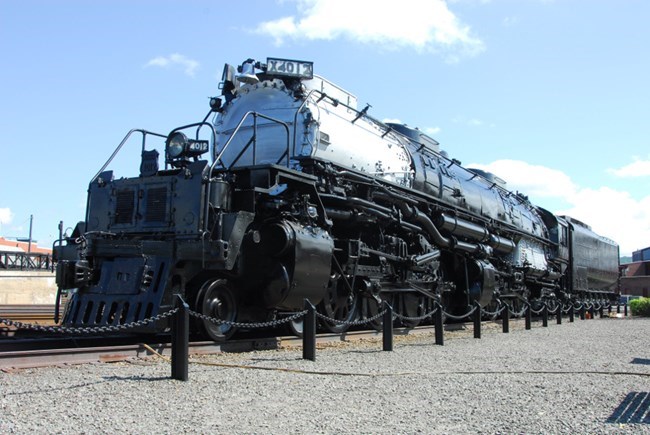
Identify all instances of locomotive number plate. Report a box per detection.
[266,58,313,79]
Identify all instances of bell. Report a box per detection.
[236,61,259,85]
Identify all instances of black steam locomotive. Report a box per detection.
[54,57,619,340]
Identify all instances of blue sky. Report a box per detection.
[1,0,648,255]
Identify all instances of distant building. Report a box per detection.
[620,254,650,298]
[632,246,650,262]
[0,237,52,255]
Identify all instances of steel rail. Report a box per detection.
[0,321,490,371]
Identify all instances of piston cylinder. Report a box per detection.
[435,213,490,243]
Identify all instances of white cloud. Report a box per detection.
[469,159,578,199]
[425,127,441,135]
[502,16,519,27]
[468,159,650,255]
[255,0,485,62]
[608,158,650,178]
[0,207,13,225]
[145,53,200,77]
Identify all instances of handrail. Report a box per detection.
[205,112,290,234]
[210,111,290,172]
[90,129,168,183]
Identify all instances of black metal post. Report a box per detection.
[617,303,621,314]
[434,302,444,346]
[473,302,481,339]
[171,294,189,382]
[624,303,628,317]
[502,304,510,333]
[556,303,562,325]
[542,304,548,328]
[608,304,612,315]
[589,304,595,320]
[580,304,586,320]
[525,303,532,330]
[382,301,393,351]
[599,305,604,318]
[569,304,575,323]
[303,299,316,361]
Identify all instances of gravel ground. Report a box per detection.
[1,317,649,434]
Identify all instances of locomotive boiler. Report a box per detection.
[54,57,619,340]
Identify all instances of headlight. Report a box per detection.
[167,132,187,158]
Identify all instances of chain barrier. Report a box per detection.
[315,310,387,326]
[0,296,618,338]
[440,305,478,322]
[189,310,307,329]
[481,304,505,317]
[546,305,559,315]
[508,305,528,317]
[392,306,439,323]
[0,309,178,335]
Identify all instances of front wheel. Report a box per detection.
[197,278,238,342]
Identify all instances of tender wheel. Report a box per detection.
[198,279,238,342]
[318,278,359,334]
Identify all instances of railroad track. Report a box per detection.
[0,304,56,324]
[1,304,625,372]
[0,321,496,371]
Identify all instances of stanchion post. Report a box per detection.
[589,304,595,320]
[599,305,604,318]
[303,299,316,361]
[624,303,628,317]
[382,301,393,351]
[556,303,562,325]
[473,302,481,339]
[542,304,548,328]
[580,304,586,320]
[617,303,621,314]
[569,303,575,323]
[502,304,510,334]
[434,302,444,346]
[171,294,189,382]
[608,304,612,315]
[525,302,532,330]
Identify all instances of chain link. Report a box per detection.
[315,310,387,326]
[481,305,505,317]
[189,310,307,329]
[0,309,178,335]
[393,306,438,322]
[441,305,478,321]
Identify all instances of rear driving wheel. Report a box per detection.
[318,278,359,333]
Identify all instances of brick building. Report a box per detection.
[620,246,650,297]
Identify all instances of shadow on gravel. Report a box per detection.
[606,392,650,424]
[631,358,650,365]
[102,375,170,382]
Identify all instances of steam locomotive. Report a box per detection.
[54,57,619,340]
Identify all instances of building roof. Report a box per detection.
[0,237,52,255]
